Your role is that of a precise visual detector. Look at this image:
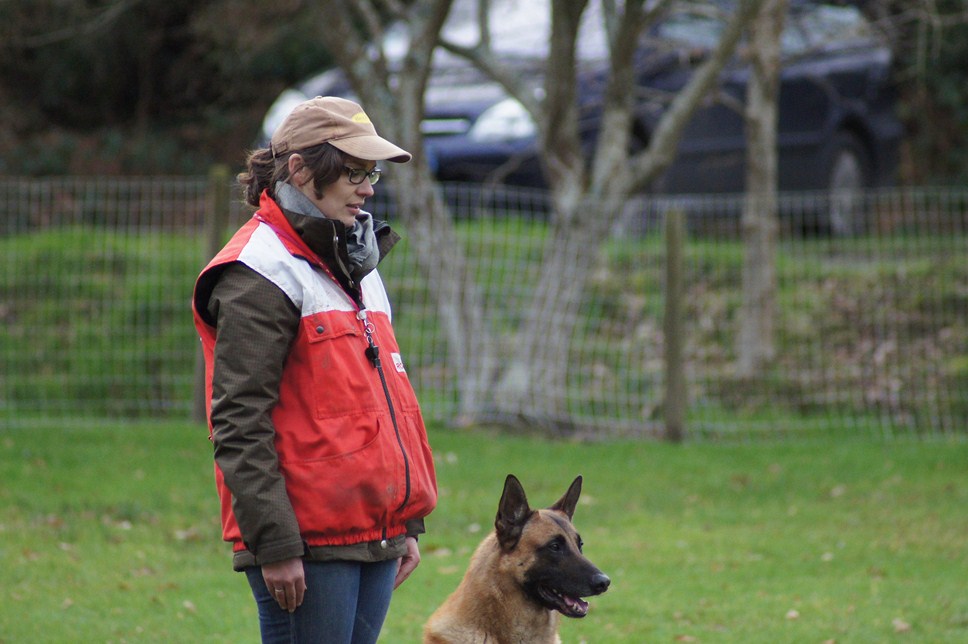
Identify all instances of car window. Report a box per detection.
[654,12,724,50]
[653,3,877,57]
[789,5,874,52]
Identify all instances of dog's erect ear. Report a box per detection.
[549,475,582,521]
[495,474,533,551]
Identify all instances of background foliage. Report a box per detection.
[0,0,334,174]
[0,0,966,182]
[881,0,968,184]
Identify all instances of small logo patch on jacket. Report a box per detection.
[391,352,406,373]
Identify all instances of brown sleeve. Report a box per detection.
[405,518,426,539]
[207,263,305,564]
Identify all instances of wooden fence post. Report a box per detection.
[663,208,686,442]
[192,164,232,423]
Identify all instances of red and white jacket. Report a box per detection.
[193,193,437,554]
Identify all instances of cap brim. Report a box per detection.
[330,135,412,163]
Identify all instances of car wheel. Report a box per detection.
[823,132,871,236]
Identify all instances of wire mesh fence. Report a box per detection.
[1,175,965,439]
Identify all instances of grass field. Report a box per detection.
[1,421,966,642]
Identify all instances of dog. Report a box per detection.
[423,474,611,643]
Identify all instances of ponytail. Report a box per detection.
[237,142,345,207]
[238,148,288,207]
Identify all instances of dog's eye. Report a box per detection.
[577,538,584,552]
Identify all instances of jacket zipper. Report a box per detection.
[357,308,412,513]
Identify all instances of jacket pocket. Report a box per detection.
[398,411,437,522]
[300,312,383,419]
[279,418,400,539]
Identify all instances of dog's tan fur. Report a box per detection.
[423,475,609,644]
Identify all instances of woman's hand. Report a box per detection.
[394,536,421,589]
[262,557,307,612]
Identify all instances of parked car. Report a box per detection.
[260,1,901,234]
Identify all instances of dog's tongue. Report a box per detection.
[563,595,589,617]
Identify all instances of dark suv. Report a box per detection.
[260,1,901,232]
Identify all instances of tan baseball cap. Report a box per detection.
[270,96,412,163]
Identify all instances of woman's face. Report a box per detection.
[290,154,376,227]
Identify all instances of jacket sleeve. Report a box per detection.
[207,263,305,565]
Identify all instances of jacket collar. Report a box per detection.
[256,190,400,291]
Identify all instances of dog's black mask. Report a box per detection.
[522,526,611,617]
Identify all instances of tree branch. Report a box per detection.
[590,0,659,192]
[6,0,142,49]
[629,0,767,192]
[437,34,541,117]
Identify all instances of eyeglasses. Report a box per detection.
[343,166,382,185]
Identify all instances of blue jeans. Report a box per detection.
[245,559,397,644]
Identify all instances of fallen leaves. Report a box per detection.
[173,526,203,542]
[892,617,912,633]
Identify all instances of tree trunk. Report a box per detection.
[491,199,598,432]
[391,164,500,424]
[737,0,786,377]
[490,0,765,432]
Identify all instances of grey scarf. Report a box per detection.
[275,181,379,274]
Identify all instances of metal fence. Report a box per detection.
[1,175,965,440]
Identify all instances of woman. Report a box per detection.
[192,96,437,643]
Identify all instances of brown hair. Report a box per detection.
[238,142,346,207]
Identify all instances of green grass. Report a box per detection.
[1,421,966,642]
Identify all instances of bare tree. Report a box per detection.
[443,0,766,430]
[736,0,787,377]
[314,0,765,433]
